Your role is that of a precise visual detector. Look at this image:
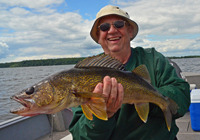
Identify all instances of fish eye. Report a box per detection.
[25,87,35,95]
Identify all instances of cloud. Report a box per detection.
[118,0,200,56]
[0,42,9,59]
[9,7,31,15]
[131,38,200,56]
[0,0,200,63]
[121,0,200,35]
[0,0,64,9]
[0,4,96,62]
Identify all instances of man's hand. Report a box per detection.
[93,76,124,118]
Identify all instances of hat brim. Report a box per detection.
[90,14,139,43]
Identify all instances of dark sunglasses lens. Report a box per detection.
[114,21,125,28]
[100,23,110,31]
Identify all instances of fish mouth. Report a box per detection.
[10,96,31,113]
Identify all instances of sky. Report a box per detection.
[0,0,200,63]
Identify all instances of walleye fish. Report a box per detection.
[10,54,179,131]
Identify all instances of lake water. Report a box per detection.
[0,58,200,123]
[0,65,74,123]
[172,58,200,73]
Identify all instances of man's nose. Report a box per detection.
[108,24,118,33]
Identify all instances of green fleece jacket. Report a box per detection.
[69,47,190,140]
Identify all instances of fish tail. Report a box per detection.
[81,92,108,121]
[163,97,179,131]
[163,107,172,131]
[168,98,179,115]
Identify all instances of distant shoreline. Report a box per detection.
[0,57,85,68]
[169,55,200,59]
[0,55,200,68]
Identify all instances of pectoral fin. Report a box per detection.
[81,104,93,120]
[134,103,149,123]
[87,97,107,120]
[78,92,107,121]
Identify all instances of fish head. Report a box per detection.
[10,79,57,116]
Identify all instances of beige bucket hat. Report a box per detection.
[90,5,139,43]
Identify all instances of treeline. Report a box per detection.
[1,55,200,68]
[0,57,85,68]
[168,55,200,59]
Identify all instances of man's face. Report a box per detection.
[97,15,133,55]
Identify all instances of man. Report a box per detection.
[69,5,190,140]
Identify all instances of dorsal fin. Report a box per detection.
[133,65,151,83]
[75,54,125,70]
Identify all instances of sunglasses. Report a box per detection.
[99,21,126,31]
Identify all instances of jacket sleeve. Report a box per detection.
[69,106,116,140]
[148,48,190,119]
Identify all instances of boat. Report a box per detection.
[0,108,73,140]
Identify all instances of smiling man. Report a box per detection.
[69,5,190,140]
[97,15,133,64]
